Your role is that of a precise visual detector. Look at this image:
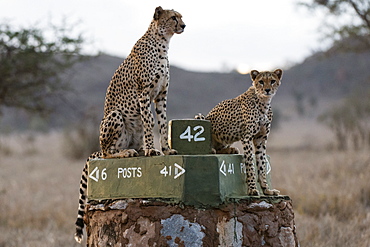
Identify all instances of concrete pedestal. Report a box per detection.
[85,197,298,247]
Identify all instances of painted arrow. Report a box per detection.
[174,163,186,179]
[266,158,271,174]
[89,166,99,182]
[219,160,227,176]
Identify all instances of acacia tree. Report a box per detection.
[301,0,370,52]
[0,23,84,115]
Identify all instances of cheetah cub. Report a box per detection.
[200,69,282,196]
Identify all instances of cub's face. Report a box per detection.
[250,69,283,98]
[154,6,186,36]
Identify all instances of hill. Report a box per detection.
[284,51,370,97]
[1,50,370,132]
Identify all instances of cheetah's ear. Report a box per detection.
[274,69,283,80]
[154,6,164,20]
[250,70,259,81]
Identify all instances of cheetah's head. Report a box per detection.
[153,6,186,36]
[250,69,283,99]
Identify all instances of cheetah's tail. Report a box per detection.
[74,160,88,243]
[74,151,103,243]
[194,113,205,120]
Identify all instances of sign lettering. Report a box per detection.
[179,125,206,142]
[118,167,142,178]
[89,167,107,182]
[160,163,185,179]
[219,160,235,177]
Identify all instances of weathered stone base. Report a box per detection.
[85,197,299,246]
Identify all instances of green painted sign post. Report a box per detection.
[87,119,273,206]
[168,119,212,155]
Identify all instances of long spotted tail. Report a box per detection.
[74,151,102,243]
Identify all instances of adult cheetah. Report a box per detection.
[74,6,185,243]
[197,69,282,196]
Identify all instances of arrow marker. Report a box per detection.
[266,158,271,175]
[220,160,227,176]
[174,163,185,179]
[89,166,99,182]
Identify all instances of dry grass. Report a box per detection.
[267,116,370,246]
[0,132,85,247]
[0,119,369,246]
[270,149,370,247]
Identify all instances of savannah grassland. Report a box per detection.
[0,116,369,247]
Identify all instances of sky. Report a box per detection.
[1,0,325,73]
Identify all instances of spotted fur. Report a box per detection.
[201,69,282,196]
[74,6,185,243]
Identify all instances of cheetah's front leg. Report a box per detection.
[154,92,177,155]
[139,95,162,156]
[241,138,259,196]
[253,135,280,196]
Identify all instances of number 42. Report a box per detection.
[179,126,205,142]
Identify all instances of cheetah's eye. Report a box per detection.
[271,80,276,84]
[258,80,264,85]
[171,16,177,20]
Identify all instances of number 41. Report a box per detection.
[179,126,205,142]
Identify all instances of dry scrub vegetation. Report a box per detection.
[271,149,370,246]
[0,123,369,246]
[0,132,84,247]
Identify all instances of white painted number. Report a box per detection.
[228,163,235,174]
[179,126,193,142]
[160,166,170,177]
[101,168,107,180]
[193,126,205,141]
[160,163,185,179]
[179,125,205,142]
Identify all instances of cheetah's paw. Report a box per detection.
[144,148,162,156]
[247,188,260,196]
[121,149,139,157]
[264,188,280,196]
[163,149,178,155]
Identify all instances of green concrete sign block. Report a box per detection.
[183,155,272,206]
[87,156,185,201]
[183,155,246,207]
[168,119,212,155]
[87,155,273,207]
